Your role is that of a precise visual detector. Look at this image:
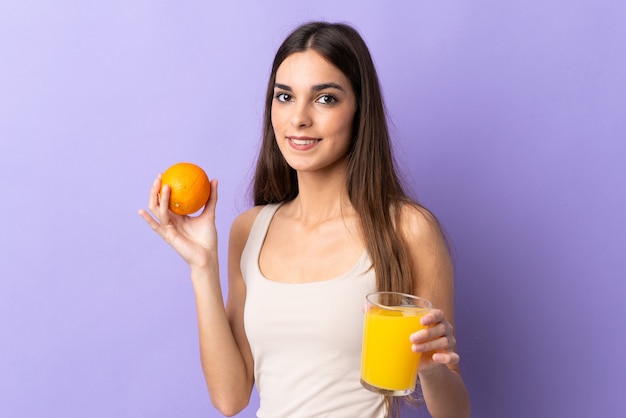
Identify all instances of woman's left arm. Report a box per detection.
[400,204,471,418]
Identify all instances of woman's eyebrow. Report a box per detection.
[273,82,345,92]
[312,82,344,92]
[274,83,292,91]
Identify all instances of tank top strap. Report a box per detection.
[240,203,281,285]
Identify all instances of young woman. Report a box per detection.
[139,21,470,418]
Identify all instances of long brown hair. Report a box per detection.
[252,21,419,416]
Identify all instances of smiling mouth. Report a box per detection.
[290,137,319,145]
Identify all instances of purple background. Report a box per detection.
[1,1,625,417]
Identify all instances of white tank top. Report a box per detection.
[242,204,386,418]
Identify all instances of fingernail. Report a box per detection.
[411,330,426,342]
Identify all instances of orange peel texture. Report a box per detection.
[161,162,211,215]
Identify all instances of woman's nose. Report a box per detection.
[290,102,312,128]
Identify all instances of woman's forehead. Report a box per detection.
[275,50,350,89]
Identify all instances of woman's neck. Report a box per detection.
[287,168,354,225]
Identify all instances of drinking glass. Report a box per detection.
[360,291,432,396]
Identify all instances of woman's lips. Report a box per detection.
[288,136,320,149]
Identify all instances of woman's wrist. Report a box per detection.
[190,264,215,281]
[418,361,456,380]
[189,248,217,272]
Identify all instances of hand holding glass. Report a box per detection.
[360,292,432,396]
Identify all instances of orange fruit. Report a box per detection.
[160,162,211,215]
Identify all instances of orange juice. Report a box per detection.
[360,305,429,394]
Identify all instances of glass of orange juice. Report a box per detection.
[360,291,432,396]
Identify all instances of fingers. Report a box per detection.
[411,335,456,354]
[410,309,459,364]
[208,178,218,207]
[140,174,171,232]
[138,208,162,232]
[158,183,172,223]
[411,324,456,353]
[432,351,460,366]
[420,308,445,326]
[147,175,162,213]
[200,179,218,217]
[411,309,450,346]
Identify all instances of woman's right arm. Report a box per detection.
[194,207,258,416]
[138,176,255,416]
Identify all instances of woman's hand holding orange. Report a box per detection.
[138,174,219,270]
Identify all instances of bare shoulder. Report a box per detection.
[397,203,454,300]
[229,205,265,244]
[228,205,265,286]
[397,203,446,247]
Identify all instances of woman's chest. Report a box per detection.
[259,216,364,283]
[244,270,377,359]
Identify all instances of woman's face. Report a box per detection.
[271,50,357,174]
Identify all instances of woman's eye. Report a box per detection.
[275,93,292,102]
[317,94,337,105]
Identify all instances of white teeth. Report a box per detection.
[291,138,317,145]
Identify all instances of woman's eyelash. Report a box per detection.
[274,92,292,102]
[273,92,338,104]
[317,94,338,104]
